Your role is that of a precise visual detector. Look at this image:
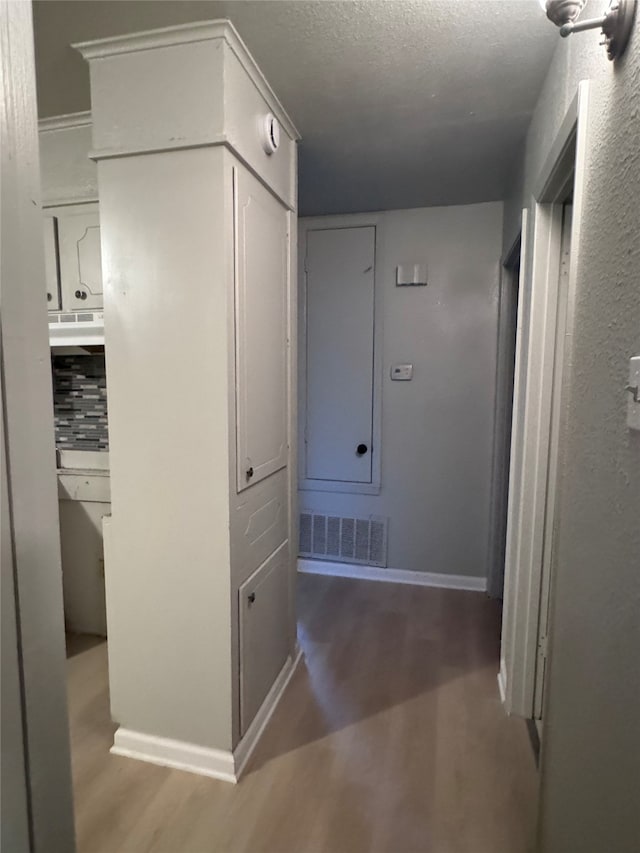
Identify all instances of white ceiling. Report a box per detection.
[33,0,558,215]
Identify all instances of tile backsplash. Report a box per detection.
[52,353,109,451]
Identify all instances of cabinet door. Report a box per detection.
[57,204,103,310]
[43,215,61,310]
[239,542,289,735]
[59,499,108,636]
[235,167,288,492]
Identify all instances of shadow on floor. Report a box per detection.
[66,632,105,658]
[245,572,503,774]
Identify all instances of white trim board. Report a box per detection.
[111,647,303,783]
[111,729,237,783]
[498,658,508,705]
[235,645,302,778]
[38,111,92,133]
[298,559,487,592]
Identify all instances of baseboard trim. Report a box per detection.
[111,645,303,784]
[234,644,303,779]
[298,558,487,593]
[498,657,508,705]
[111,728,237,783]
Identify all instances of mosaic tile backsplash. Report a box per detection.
[52,354,109,451]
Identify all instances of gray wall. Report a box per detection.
[504,3,640,850]
[300,202,503,580]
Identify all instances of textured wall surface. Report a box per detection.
[300,201,503,581]
[32,0,556,215]
[505,3,640,850]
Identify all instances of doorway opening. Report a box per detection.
[487,234,522,601]
[501,82,589,725]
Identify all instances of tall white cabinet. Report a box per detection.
[77,21,299,780]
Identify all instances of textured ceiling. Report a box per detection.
[33,0,558,215]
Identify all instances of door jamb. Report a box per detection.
[501,81,590,717]
[487,231,522,600]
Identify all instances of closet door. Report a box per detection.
[235,167,288,492]
[304,226,375,484]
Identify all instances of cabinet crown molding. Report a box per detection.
[73,19,299,142]
[39,111,92,133]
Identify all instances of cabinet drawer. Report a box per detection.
[239,542,290,735]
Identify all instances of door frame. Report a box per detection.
[298,213,384,495]
[487,231,522,599]
[500,82,590,718]
[1,1,76,847]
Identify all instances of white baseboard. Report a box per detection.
[111,728,237,783]
[298,558,487,593]
[111,646,303,784]
[497,657,508,705]
[234,644,303,779]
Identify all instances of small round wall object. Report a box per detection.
[260,113,280,155]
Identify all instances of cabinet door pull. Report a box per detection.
[246,466,254,479]
[75,289,87,300]
[247,592,256,605]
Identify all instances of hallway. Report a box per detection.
[67,574,537,853]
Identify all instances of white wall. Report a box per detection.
[300,202,503,580]
[503,3,640,850]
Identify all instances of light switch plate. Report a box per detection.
[627,356,640,431]
[391,364,413,381]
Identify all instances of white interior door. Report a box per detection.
[235,167,288,492]
[304,226,375,484]
[533,202,573,720]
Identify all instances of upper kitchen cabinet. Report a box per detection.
[42,204,103,312]
[43,214,61,310]
[39,113,102,313]
[56,204,103,310]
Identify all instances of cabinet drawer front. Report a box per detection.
[239,542,290,735]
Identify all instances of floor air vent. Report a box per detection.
[299,511,388,567]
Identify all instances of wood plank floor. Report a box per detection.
[67,574,538,853]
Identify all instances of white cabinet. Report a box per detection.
[59,500,108,636]
[43,215,61,310]
[239,542,290,735]
[57,204,103,310]
[235,168,289,492]
[78,19,299,771]
[43,203,103,312]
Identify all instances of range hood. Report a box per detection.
[49,310,104,347]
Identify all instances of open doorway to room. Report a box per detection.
[501,83,589,736]
[487,236,522,602]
